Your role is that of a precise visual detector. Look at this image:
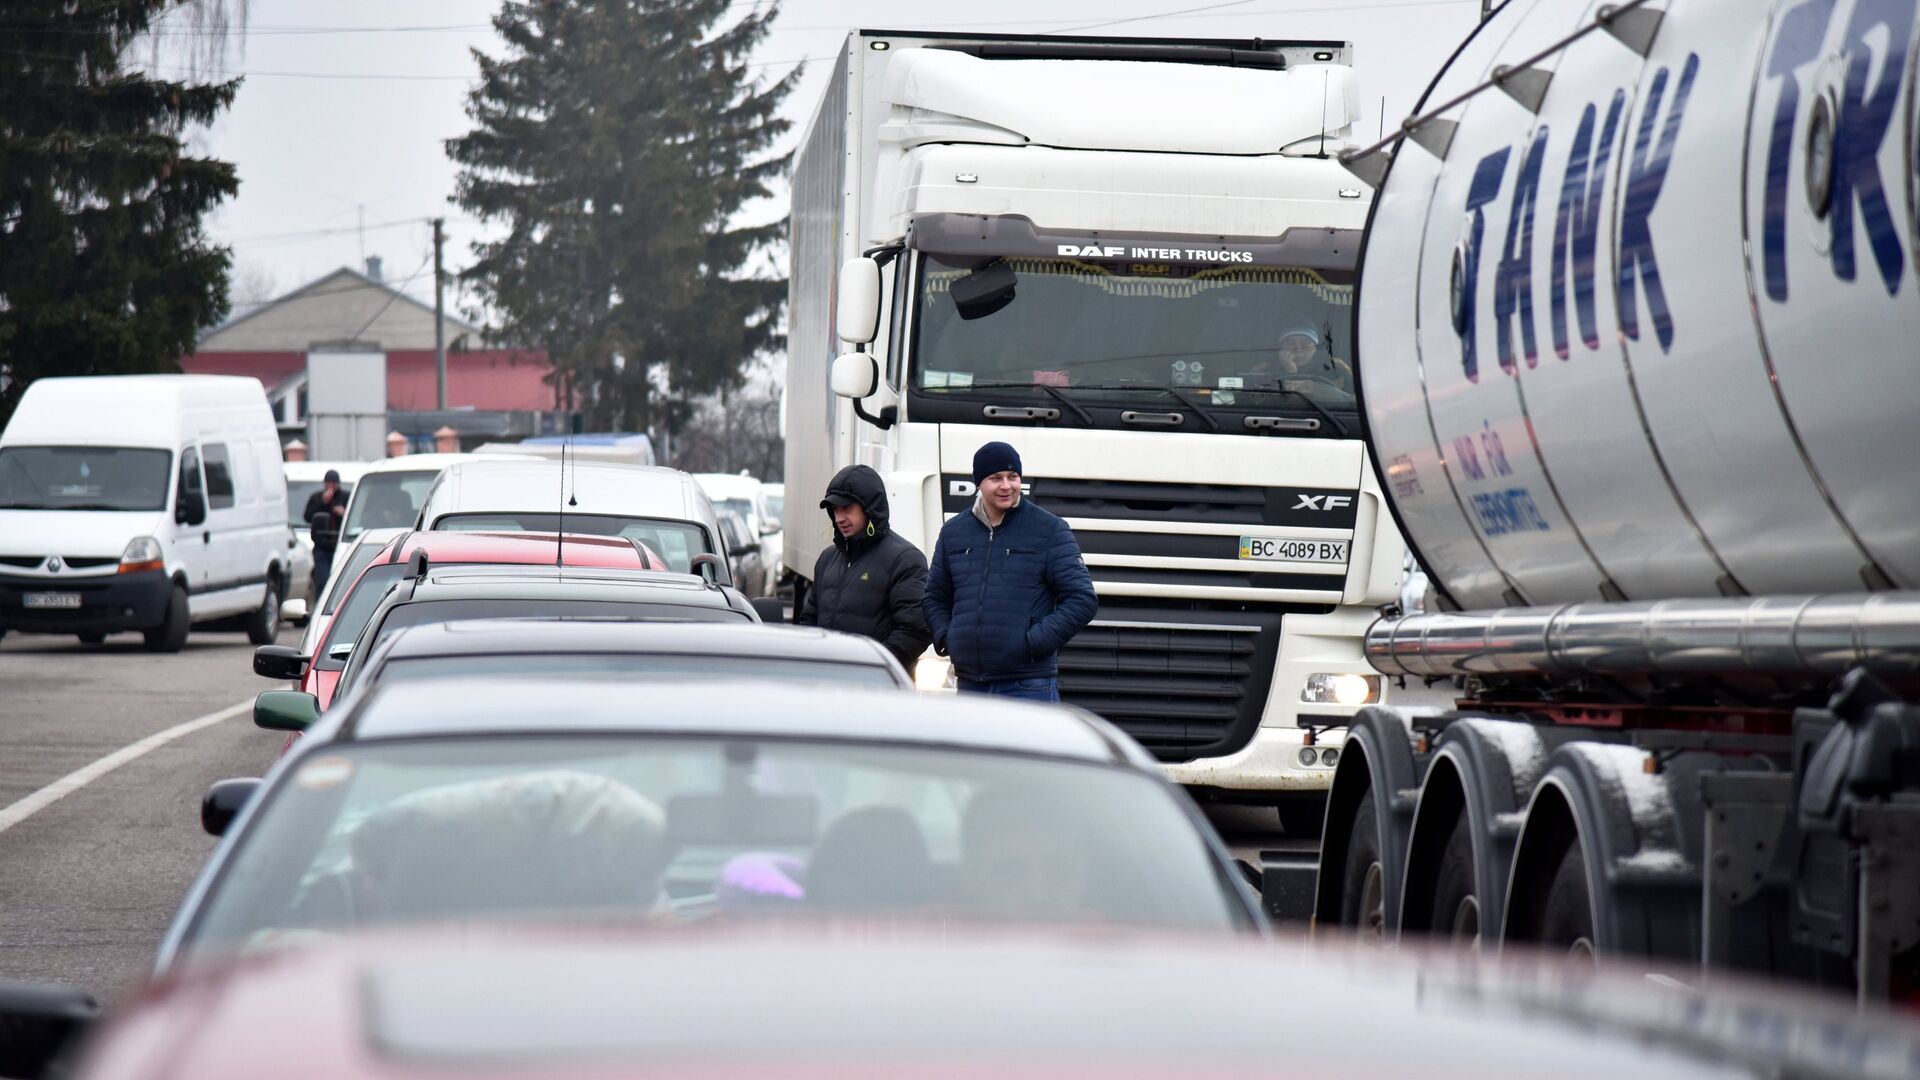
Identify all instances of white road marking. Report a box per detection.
[0,699,251,837]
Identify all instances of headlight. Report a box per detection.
[118,536,165,574]
[915,652,956,693]
[1302,673,1380,706]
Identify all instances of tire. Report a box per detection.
[1429,814,1482,947]
[76,632,107,645]
[245,579,281,645]
[143,583,190,653]
[1539,841,1597,960]
[1340,795,1388,937]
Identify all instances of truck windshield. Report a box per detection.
[911,254,1356,418]
[0,446,173,511]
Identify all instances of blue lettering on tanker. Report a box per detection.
[1618,53,1698,352]
[1459,55,1698,380]
[1459,148,1512,383]
[1760,0,1837,301]
[1471,488,1551,536]
[1495,127,1549,374]
[1761,0,1912,301]
[1551,93,1624,358]
[1829,0,1911,296]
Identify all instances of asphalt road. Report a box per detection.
[0,624,288,1002]
[0,623,1448,1002]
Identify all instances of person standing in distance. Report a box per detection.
[924,441,1097,701]
[795,464,933,676]
[304,469,349,597]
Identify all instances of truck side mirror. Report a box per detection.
[836,256,882,344]
[831,352,879,400]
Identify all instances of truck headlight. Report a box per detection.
[1302,673,1380,706]
[118,536,165,574]
[915,653,956,693]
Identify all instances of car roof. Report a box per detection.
[283,461,369,484]
[370,619,897,667]
[356,452,514,477]
[399,563,728,601]
[123,925,1919,1078]
[328,677,1120,761]
[378,531,667,572]
[428,459,708,522]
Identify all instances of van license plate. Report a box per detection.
[1238,538,1348,563]
[23,592,82,609]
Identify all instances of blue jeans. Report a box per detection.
[958,676,1060,702]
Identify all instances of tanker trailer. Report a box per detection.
[1316,0,1920,1003]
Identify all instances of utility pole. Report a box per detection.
[432,218,447,411]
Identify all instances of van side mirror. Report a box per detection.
[202,777,263,837]
[175,491,206,526]
[836,256,882,344]
[253,690,320,732]
[831,352,879,400]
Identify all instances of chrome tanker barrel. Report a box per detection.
[1352,0,1920,619]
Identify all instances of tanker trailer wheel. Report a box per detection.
[1540,843,1597,961]
[1341,798,1387,937]
[1429,815,1481,947]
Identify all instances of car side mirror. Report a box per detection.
[0,982,98,1080]
[689,552,726,585]
[750,597,785,623]
[830,352,879,400]
[836,256,881,344]
[253,690,320,733]
[731,541,761,557]
[201,777,263,837]
[253,644,309,680]
[175,491,206,526]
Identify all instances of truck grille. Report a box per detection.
[1057,605,1283,762]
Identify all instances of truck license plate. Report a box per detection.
[23,592,82,609]
[1238,537,1348,563]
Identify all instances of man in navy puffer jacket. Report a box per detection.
[924,441,1097,701]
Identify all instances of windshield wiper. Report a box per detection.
[1164,387,1220,431]
[962,381,1094,425]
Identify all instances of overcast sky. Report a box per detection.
[179,0,1481,319]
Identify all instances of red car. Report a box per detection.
[251,530,668,714]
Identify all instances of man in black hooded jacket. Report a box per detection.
[795,464,933,676]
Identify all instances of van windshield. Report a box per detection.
[343,471,439,538]
[0,446,173,512]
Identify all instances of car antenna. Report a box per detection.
[555,439,567,569]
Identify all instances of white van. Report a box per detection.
[0,375,290,651]
[416,458,728,579]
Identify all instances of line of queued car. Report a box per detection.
[6,447,1918,1079]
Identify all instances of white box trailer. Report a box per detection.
[783,31,1408,808]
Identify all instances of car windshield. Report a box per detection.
[434,513,711,573]
[913,254,1357,412]
[0,446,172,511]
[343,471,438,538]
[316,563,408,668]
[379,654,900,688]
[183,733,1243,956]
[287,480,353,529]
[322,540,388,616]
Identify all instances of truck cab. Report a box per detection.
[784,33,1408,801]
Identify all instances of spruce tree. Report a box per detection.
[450,0,797,438]
[0,1,240,430]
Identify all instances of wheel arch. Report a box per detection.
[1314,705,1424,931]
[1402,718,1549,939]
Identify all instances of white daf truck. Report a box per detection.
[783,31,1407,815]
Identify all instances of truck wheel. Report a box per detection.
[1540,842,1596,960]
[143,584,190,653]
[1429,815,1481,947]
[1340,797,1387,937]
[245,580,281,645]
[77,632,106,645]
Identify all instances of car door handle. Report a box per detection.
[203,531,211,544]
